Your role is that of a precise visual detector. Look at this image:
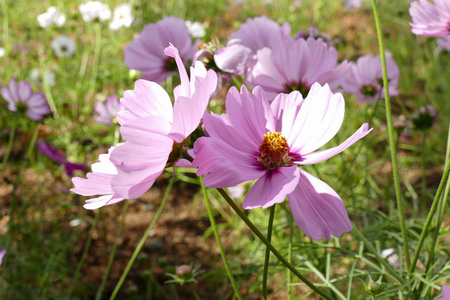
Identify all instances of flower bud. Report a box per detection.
[175,265,192,278]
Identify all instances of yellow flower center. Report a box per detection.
[258,132,291,169]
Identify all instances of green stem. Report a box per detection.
[421,129,427,200]
[88,23,102,96]
[409,133,450,275]
[263,205,275,300]
[200,178,243,300]
[95,201,129,300]
[352,226,404,284]
[39,46,59,119]
[110,177,176,300]
[68,209,101,296]
[216,188,334,300]
[26,125,40,162]
[287,211,293,300]
[188,283,201,300]
[1,0,10,55]
[0,124,15,176]
[371,0,411,271]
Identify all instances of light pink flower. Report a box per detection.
[436,36,450,52]
[193,83,372,240]
[124,17,198,83]
[71,146,125,209]
[438,285,450,300]
[247,37,349,100]
[37,141,85,177]
[94,95,121,126]
[295,26,333,48]
[1,78,51,121]
[342,54,399,103]
[409,0,450,37]
[108,45,217,199]
[0,248,6,266]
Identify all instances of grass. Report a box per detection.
[1,0,450,299]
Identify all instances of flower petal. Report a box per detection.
[297,123,372,165]
[288,170,352,240]
[83,194,125,210]
[243,166,299,209]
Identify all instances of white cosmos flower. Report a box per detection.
[51,35,76,58]
[29,68,56,87]
[185,21,206,38]
[79,1,111,22]
[0,47,5,58]
[109,3,133,31]
[37,7,66,28]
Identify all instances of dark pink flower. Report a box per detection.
[124,16,198,83]
[37,141,85,177]
[409,0,450,37]
[71,146,124,209]
[247,37,349,100]
[342,54,399,103]
[1,78,50,121]
[193,83,372,240]
[94,95,121,126]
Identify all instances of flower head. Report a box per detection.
[343,0,364,11]
[51,35,76,58]
[342,54,399,102]
[185,21,206,38]
[109,3,133,31]
[72,45,217,204]
[0,248,6,266]
[37,7,66,28]
[193,83,372,240]
[438,286,450,300]
[409,0,450,37]
[94,95,121,126]
[1,78,50,121]
[29,68,56,87]
[37,141,85,176]
[381,248,399,268]
[124,17,199,83]
[79,1,111,22]
[247,37,349,100]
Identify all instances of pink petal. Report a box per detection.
[71,173,115,196]
[0,248,6,266]
[119,116,172,144]
[298,123,372,165]
[288,170,352,240]
[289,83,345,154]
[164,45,190,96]
[18,80,32,101]
[270,91,304,137]
[111,167,163,199]
[243,166,300,209]
[83,194,125,210]
[193,137,265,188]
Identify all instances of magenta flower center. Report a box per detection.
[258,132,291,169]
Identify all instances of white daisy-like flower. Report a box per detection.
[381,248,399,268]
[185,21,206,38]
[37,7,66,28]
[51,35,76,58]
[29,68,56,87]
[0,47,5,58]
[109,3,133,31]
[79,1,111,22]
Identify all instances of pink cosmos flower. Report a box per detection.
[409,0,450,37]
[192,83,372,240]
[213,16,291,76]
[438,286,450,300]
[95,45,217,200]
[247,37,349,100]
[94,95,121,126]
[37,141,85,177]
[342,54,399,103]
[0,248,6,266]
[124,17,199,83]
[436,36,450,52]
[295,26,333,48]
[71,146,124,209]
[1,78,51,121]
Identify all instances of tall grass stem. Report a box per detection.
[262,205,275,300]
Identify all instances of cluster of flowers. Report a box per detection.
[71,14,383,241]
[409,0,450,52]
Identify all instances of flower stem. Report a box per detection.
[0,124,16,176]
[88,23,102,97]
[409,129,450,275]
[110,177,176,300]
[216,188,334,300]
[262,205,275,300]
[95,201,129,300]
[188,283,201,300]
[26,125,39,163]
[371,0,411,271]
[68,209,101,297]
[421,129,427,200]
[287,212,293,300]
[200,178,243,300]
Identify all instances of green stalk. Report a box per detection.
[88,23,102,96]
[371,0,410,270]
[216,188,334,300]
[95,201,129,300]
[262,205,275,300]
[0,124,16,176]
[200,178,243,300]
[188,283,201,300]
[110,177,175,300]
[1,0,10,55]
[409,133,450,275]
[68,209,101,296]
[287,212,293,300]
[421,129,427,200]
[26,126,40,163]
[39,46,59,119]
